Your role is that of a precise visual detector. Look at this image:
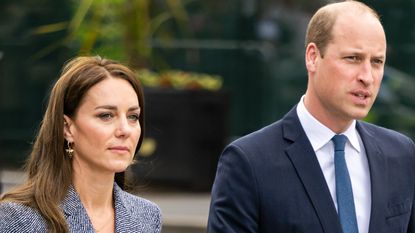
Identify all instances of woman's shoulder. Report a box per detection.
[0,201,47,232]
[114,186,162,232]
[117,188,161,215]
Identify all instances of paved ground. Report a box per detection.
[0,169,210,233]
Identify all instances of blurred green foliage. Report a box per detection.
[362,0,415,138]
[0,0,72,166]
[33,0,195,69]
[137,69,222,91]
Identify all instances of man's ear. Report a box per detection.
[63,115,74,142]
[305,42,320,73]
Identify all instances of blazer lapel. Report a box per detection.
[282,107,343,233]
[61,186,95,233]
[356,122,387,233]
[113,184,143,233]
[61,184,145,233]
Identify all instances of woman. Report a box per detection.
[0,56,161,233]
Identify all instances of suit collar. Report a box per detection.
[356,122,386,233]
[113,184,143,232]
[296,97,361,152]
[283,108,387,233]
[282,106,343,233]
[61,185,95,232]
[61,183,143,233]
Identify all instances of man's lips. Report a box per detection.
[351,90,371,99]
[349,89,372,105]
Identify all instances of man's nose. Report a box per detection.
[357,60,375,86]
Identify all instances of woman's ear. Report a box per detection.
[63,115,74,142]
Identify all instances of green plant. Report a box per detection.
[32,0,194,69]
[137,69,223,90]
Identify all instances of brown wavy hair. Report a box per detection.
[0,56,145,233]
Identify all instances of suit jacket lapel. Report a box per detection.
[61,184,144,233]
[356,122,387,233]
[61,186,95,232]
[282,107,343,233]
[113,184,143,233]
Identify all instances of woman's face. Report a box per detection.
[64,77,141,175]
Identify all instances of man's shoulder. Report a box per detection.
[231,106,300,147]
[358,121,413,142]
[0,201,47,232]
[232,119,286,147]
[358,121,415,152]
[223,119,289,161]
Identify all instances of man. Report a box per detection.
[207,1,415,233]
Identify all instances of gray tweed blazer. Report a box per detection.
[0,183,162,233]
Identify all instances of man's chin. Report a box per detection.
[351,110,370,121]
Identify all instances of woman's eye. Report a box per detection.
[98,113,113,121]
[128,114,140,122]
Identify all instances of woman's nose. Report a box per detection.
[114,117,132,138]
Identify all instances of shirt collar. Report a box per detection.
[296,95,361,153]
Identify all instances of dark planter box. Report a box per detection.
[131,88,229,191]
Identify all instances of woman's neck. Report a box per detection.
[72,165,115,211]
[72,166,116,233]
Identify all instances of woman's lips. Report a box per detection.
[108,146,130,153]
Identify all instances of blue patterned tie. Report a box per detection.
[332,134,358,233]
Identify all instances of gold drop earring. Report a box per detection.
[66,141,74,159]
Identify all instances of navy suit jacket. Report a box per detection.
[0,183,161,233]
[208,106,415,233]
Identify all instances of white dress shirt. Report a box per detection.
[296,96,371,233]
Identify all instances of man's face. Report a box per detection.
[306,12,386,131]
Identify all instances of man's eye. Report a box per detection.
[372,59,384,65]
[345,56,359,62]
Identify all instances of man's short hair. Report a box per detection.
[305,0,381,57]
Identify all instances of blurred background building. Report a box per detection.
[1,0,415,232]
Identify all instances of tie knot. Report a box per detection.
[332,134,347,152]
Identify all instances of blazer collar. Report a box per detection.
[356,122,386,233]
[113,184,144,233]
[282,106,343,233]
[61,183,143,233]
[60,185,95,232]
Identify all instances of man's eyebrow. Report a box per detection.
[372,55,385,60]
